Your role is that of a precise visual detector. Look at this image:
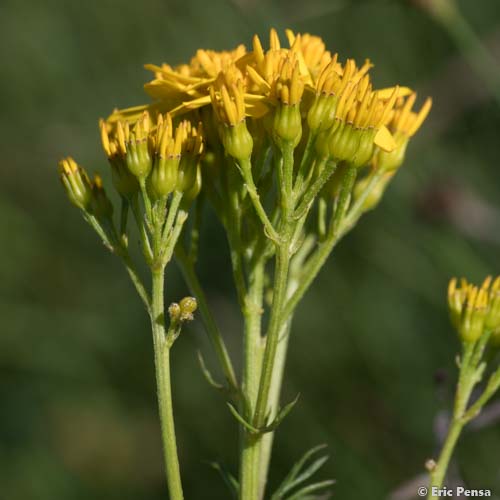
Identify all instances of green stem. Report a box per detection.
[243,261,266,410]
[151,270,184,500]
[253,216,291,427]
[175,244,239,393]
[239,158,280,242]
[428,341,478,497]
[258,319,292,498]
[240,261,266,500]
[428,419,464,497]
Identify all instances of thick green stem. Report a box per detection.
[258,319,292,498]
[253,229,291,427]
[151,270,184,500]
[240,262,265,500]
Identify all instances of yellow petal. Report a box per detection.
[374,125,396,152]
[377,86,413,100]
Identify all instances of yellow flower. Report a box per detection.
[210,70,253,160]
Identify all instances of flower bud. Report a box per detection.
[307,94,338,132]
[176,156,199,193]
[328,123,361,164]
[168,302,181,322]
[351,129,376,168]
[58,157,92,210]
[448,278,488,343]
[149,157,179,200]
[273,104,302,147]
[125,133,152,179]
[179,296,197,321]
[222,122,253,161]
[100,119,139,198]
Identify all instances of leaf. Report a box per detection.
[226,403,260,434]
[282,455,330,496]
[264,393,300,432]
[208,461,239,499]
[271,444,331,500]
[197,350,224,390]
[285,480,336,500]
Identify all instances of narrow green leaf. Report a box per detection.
[281,455,330,497]
[285,479,336,500]
[271,444,328,499]
[227,403,260,434]
[197,350,224,390]
[264,393,300,432]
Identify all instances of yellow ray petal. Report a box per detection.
[374,125,397,152]
[376,86,413,100]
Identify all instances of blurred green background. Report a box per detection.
[1,0,500,499]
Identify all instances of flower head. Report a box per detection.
[448,277,491,343]
[58,157,93,210]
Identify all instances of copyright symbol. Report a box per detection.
[418,487,428,496]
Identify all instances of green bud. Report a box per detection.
[328,123,361,164]
[222,121,253,161]
[273,104,302,147]
[125,137,152,179]
[351,129,376,168]
[58,157,92,210]
[307,95,338,132]
[149,156,179,200]
[176,156,198,193]
[168,302,181,322]
[179,296,197,321]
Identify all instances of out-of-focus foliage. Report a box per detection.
[0,1,499,499]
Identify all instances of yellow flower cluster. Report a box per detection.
[108,28,431,169]
[448,276,500,343]
[60,29,432,229]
